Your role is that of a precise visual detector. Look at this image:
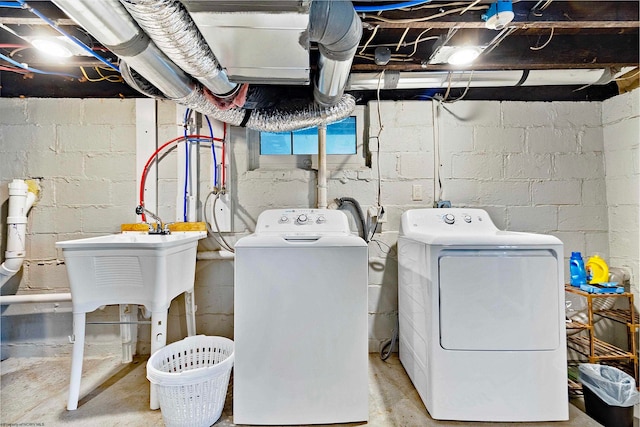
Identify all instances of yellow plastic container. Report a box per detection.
[586,255,609,284]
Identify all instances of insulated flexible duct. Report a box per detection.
[120,0,238,99]
[52,0,355,132]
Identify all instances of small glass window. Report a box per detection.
[260,116,357,155]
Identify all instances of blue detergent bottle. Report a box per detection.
[569,252,587,287]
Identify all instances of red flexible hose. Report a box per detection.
[138,134,222,222]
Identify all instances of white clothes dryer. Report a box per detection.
[398,208,568,422]
[234,208,368,425]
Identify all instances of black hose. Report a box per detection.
[337,197,368,241]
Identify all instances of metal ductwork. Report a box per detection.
[120,0,239,99]
[309,0,362,107]
[52,0,357,132]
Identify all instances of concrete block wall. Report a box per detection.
[602,89,639,311]
[3,93,636,356]
[0,98,138,357]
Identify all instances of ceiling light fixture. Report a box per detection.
[446,47,482,65]
[428,45,484,66]
[30,38,74,58]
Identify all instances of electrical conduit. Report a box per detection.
[1,179,39,287]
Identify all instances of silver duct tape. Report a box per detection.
[176,88,356,132]
[121,0,237,96]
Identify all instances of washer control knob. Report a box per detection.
[296,214,308,224]
[316,215,326,224]
[279,216,289,223]
[464,215,472,223]
[444,213,455,224]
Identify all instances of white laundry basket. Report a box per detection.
[147,335,234,427]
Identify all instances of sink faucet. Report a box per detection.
[135,205,170,234]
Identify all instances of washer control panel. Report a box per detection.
[256,209,350,234]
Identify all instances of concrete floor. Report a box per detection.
[1,353,603,427]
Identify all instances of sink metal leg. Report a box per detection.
[67,312,86,410]
[150,310,168,410]
[185,290,197,336]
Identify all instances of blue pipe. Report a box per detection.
[15,0,119,72]
[204,115,218,189]
[183,109,191,222]
[0,2,22,8]
[0,51,80,78]
[354,0,432,13]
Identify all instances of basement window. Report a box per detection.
[248,106,366,170]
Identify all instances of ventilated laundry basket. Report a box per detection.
[147,335,234,427]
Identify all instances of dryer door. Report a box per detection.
[439,249,560,351]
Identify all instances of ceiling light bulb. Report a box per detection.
[31,39,73,58]
[447,47,480,65]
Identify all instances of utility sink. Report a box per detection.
[56,232,206,314]
[57,231,206,410]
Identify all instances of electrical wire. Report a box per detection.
[362,5,487,24]
[530,27,555,51]
[0,65,28,74]
[79,66,122,82]
[0,51,79,78]
[15,0,119,72]
[396,27,410,52]
[358,25,379,55]
[354,0,433,13]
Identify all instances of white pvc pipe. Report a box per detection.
[317,124,328,209]
[0,293,72,305]
[346,68,635,90]
[1,179,38,287]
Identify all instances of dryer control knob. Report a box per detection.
[444,213,455,224]
[316,215,326,224]
[279,216,289,223]
[296,214,308,224]
[464,215,472,223]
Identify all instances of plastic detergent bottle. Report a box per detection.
[586,254,609,284]
[569,252,587,287]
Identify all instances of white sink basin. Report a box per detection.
[56,232,206,313]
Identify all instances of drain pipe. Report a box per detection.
[317,124,328,208]
[1,179,39,287]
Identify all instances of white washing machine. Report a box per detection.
[234,208,368,425]
[398,208,568,422]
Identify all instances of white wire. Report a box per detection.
[530,27,555,51]
[359,25,379,55]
